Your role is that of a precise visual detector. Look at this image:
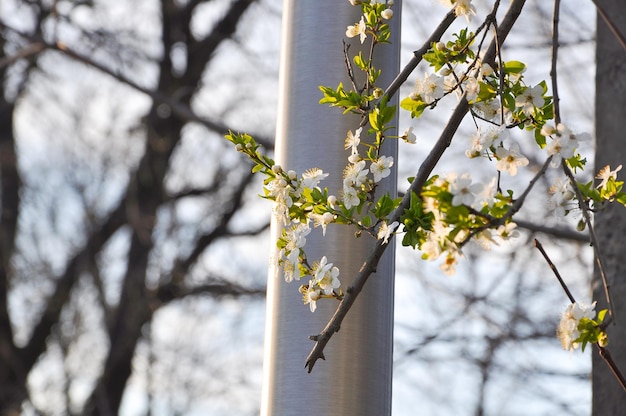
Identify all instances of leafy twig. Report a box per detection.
[305,0,529,372]
[534,238,626,392]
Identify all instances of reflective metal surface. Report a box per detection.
[261,2,400,415]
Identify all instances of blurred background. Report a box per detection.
[0,0,597,414]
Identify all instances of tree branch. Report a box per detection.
[305,0,529,372]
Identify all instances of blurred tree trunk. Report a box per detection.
[0,56,25,416]
[592,0,626,413]
[0,1,259,414]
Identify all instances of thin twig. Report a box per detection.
[562,163,615,322]
[534,238,575,303]
[598,346,626,392]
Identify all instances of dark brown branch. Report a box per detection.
[534,238,576,303]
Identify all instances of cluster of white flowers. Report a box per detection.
[300,256,342,312]
[448,172,487,208]
[411,72,446,104]
[557,302,597,351]
[341,128,394,209]
[548,177,575,217]
[346,0,394,44]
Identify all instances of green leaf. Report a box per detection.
[504,60,526,74]
[400,97,428,119]
[361,215,372,228]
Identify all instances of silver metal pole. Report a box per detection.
[261,2,400,415]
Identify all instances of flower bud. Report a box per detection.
[272,164,282,174]
[235,144,243,151]
[287,170,297,180]
[373,87,384,99]
[327,195,337,207]
[435,42,446,51]
[381,8,393,20]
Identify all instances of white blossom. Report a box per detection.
[515,84,544,116]
[346,16,367,44]
[495,143,529,176]
[343,160,369,188]
[448,173,483,207]
[401,126,417,144]
[312,256,341,295]
[311,212,335,236]
[301,168,329,189]
[345,127,362,155]
[377,221,399,244]
[342,185,361,209]
[370,155,394,182]
[413,73,445,104]
[596,164,623,189]
[557,302,596,351]
[496,222,519,240]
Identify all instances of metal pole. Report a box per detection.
[261,1,400,415]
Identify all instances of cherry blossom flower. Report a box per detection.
[413,73,445,104]
[345,127,362,155]
[557,302,596,351]
[313,256,341,295]
[596,164,622,189]
[441,253,458,275]
[466,127,506,158]
[311,212,336,236]
[377,221,399,244]
[515,84,544,116]
[342,185,361,209]
[438,0,476,22]
[548,177,574,217]
[301,284,321,312]
[495,143,529,176]
[266,177,293,224]
[464,75,479,102]
[542,124,580,166]
[301,167,329,189]
[346,16,367,44]
[343,160,369,188]
[281,222,311,282]
[401,126,417,144]
[496,222,519,240]
[473,99,498,121]
[448,173,483,207]
[370,155,394,182]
